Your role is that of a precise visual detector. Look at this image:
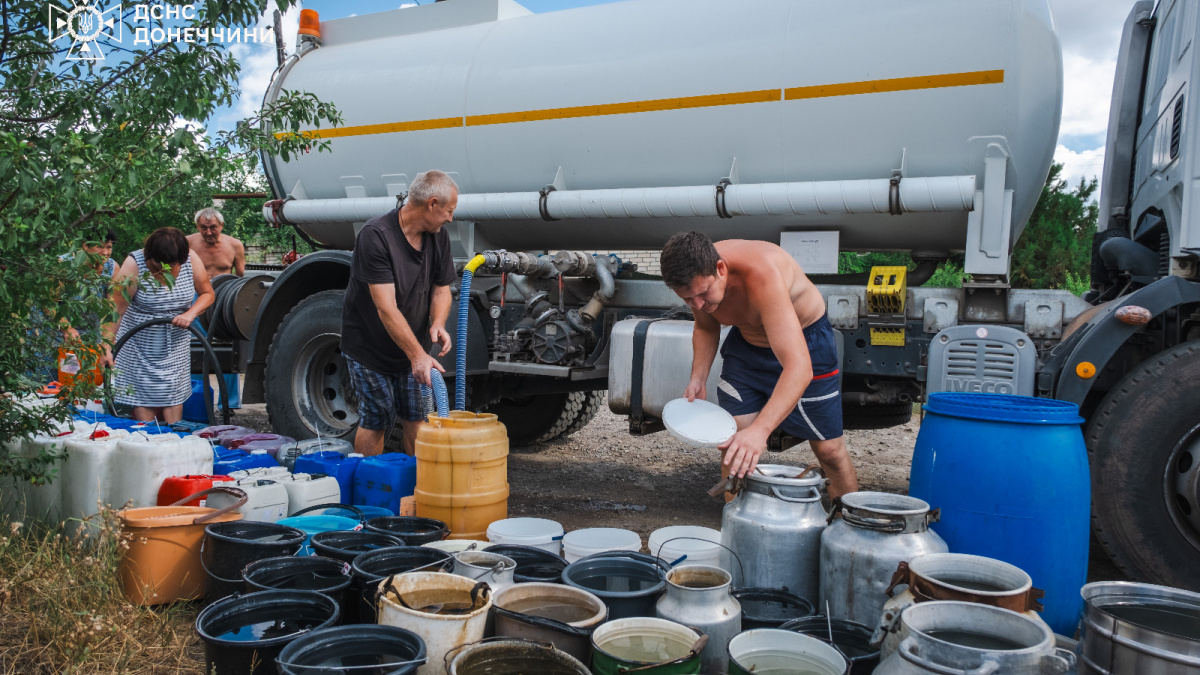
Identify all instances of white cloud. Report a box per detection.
[227,4,303,120]
[1060,52,1118,139]
[1054,144,1106,189]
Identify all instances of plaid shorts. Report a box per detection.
[345,356,428,430]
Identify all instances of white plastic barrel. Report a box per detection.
[487,517,564,555]
[562,528,641,563]
[24,427,89,525]
[109,433,213,509]
[279,473,341,515]
[208,478,289,523]
[648,525,724,569]
[61,429,131,536]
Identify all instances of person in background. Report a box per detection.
[102,227,215,423]
[340,170,457,456]
[58,228,119,342]
[659,231,858,499]
[187,207,245,277]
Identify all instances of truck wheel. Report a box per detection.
[487,391,599,448]
[1086,340,1200,589]
[841,402,914,430]
[266,290,359,441]
[557,391,604,440]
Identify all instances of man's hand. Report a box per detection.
[411,353,446,387]
[171,312,195,329]
[719,425,769,478]
[430,325,452,357]
[684,377,707,402]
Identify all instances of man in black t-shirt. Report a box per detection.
[341,170,459,456]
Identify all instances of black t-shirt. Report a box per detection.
[340,209,457,374]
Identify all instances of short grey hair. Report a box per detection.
[408,170,458,205]
[194,207,224,226]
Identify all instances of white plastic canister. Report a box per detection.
[279,473,342,515]
[227,465,290,481]
[108,433,214,509]
[487,517,565,555]
[208,477,289,523]
[562,528,642,563]
[61,429,130,535]
[25,427,90,525]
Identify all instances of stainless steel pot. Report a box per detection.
[1078,581,1200,674]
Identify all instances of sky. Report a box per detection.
[205,0,1143,195]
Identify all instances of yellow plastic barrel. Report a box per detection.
[415,411,509,540]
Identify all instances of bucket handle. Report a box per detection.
[653,536,745,588]
[291,502,365,522]
[274,657,428,672]
[443,637,555,672]
[169,486,248,525]
[198,536,256,586]
[897,638,1001,675]
[491,605,598,638]
[827,498,909,532]
[618,633,709,674]
[769,484,823,504]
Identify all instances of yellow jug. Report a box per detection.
[414,411,509,539]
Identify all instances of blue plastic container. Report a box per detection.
[320,504,394,519]
[909,393,1090,635]
[277,515,362,556]
[182,374,242,423]
[295,452,363,506]
[213,450,279,476]
[353,454,417,516]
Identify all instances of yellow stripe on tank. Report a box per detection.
[275,70,1002,140]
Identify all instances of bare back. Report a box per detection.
[186,232,243,277]
[706,240,825,348]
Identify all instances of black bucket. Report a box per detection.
[448,639,590,675]
[486,544,568,584]
[733,587,816,629]
[203,521,307,603]
[276,624,427,675]
[365,516,449,545]
[243,555,354,607]
[780,615,880,675]
[350,546,454,623]
[561,551,668,620]
[312,530,406,564]
[195,589,340,675]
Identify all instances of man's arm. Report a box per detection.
[232,239,246,277]
[368,283,444,385]
[720,271,813,477]
[428,284,452,357]
[685,309,721,401]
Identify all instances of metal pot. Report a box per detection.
[820,491,947,625]
[874,601,1073,674]
[720,463,827,601]
[453,551,517,591]
[1078,581,1200,674]
[655,565,740,674]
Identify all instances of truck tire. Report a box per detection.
[487,391,599,449]
[1086,340,1200,589]
[266,290,359,441]
[841,402,914,430]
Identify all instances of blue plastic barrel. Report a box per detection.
[295,452,362,506]
[909,393,1089,635]
[353,454,417,516]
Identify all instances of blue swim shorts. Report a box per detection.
[715,315,843,441]
[345,356,428,430]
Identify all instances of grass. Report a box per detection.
[0,510,205,674]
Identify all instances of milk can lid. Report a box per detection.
[662,398,736,448]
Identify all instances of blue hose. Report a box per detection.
[455,267,473,411]
[430,369,450,418]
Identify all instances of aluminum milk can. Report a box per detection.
[655,564,741,674]
[820,491,947,625]
[720,463,827,601]
[875,601,1074,674]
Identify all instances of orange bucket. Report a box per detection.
[118,486,247,606]
[58,347,104,386]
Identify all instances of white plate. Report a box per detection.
[662,398,737,448]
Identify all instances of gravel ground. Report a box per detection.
[233,400,1125,581]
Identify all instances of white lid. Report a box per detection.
[563,528,641,552]
[251,449,268,455]
[662,398,736,448]
[348,453,364,458]
[487,517,564,544]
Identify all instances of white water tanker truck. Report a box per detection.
[222,0,1200,589]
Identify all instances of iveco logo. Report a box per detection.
[48,0,123,61]
[945,379,1014,394]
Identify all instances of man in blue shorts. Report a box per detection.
[660,232,858,498]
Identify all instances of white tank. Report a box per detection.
[226,465,291,481]
[264,0,1061,254]
[108,434,214,509]
[208,478,289,523]
[278,473,342,515]
[24,425,88,525]
[61,429,131,536]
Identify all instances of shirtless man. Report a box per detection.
[660,231,858,498]
[187,207,245,277]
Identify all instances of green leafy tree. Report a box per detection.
[0,0,341,483]
[1010,162,1098,291]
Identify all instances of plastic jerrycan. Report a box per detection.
[353,453,416,515]
[414,411,509,540]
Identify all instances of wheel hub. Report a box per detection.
[1166,422,1200,544]
[291,332,359,436]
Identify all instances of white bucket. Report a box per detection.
[562,528,641,563]
[487,517,564,555]
[377,571,493,675]
[727,629,848,675]
[279,473,341,515]
[648,525,724,570]
[423,539,492,553]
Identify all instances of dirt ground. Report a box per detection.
[235,400,1126,583]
